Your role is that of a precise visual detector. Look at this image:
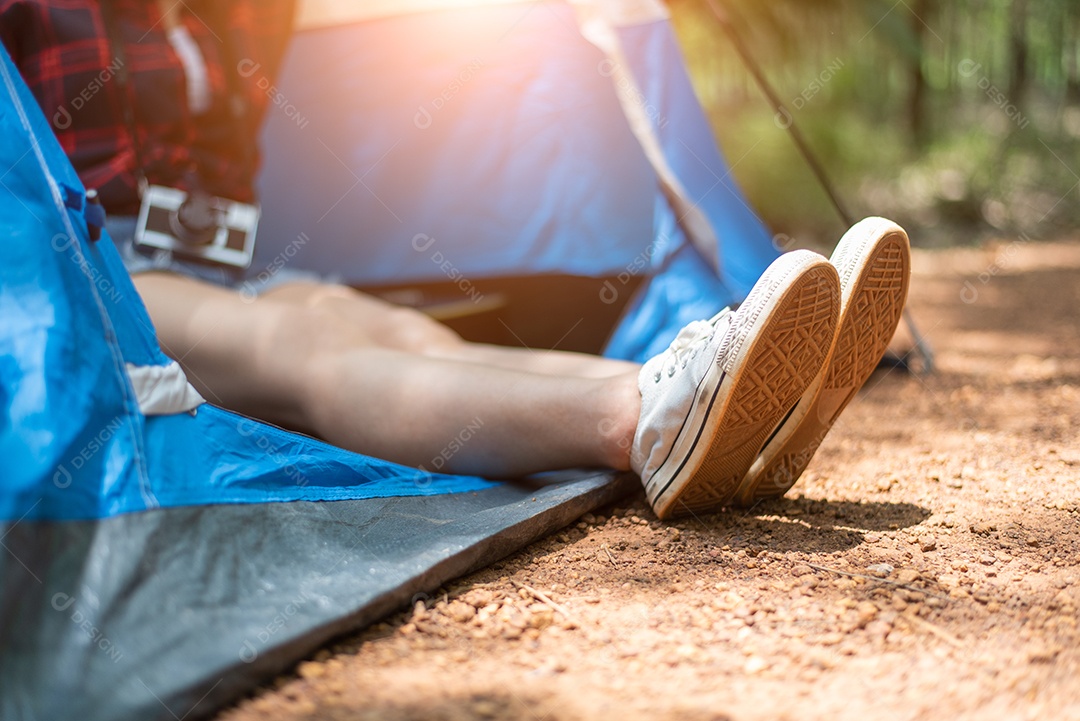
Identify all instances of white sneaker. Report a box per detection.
[631,250,840,519]
[734,217,911,506]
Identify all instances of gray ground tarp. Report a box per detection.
[0,471,635,721]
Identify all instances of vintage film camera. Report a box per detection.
[135,185,260,269]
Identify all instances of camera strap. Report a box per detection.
[99,0,256,200]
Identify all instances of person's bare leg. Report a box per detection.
[302,349,638,475]
[260,282,638,379]
[135,273,639,477]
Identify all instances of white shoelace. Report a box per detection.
[654,308,733,381]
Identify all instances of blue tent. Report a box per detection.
[0,38,630,721]
[1,3,779,718]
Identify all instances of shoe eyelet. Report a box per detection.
[653,372,662,383]
[667,365,676,377]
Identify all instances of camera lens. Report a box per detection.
[170,192,219,246]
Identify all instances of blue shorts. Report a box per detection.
[107,216,332,298]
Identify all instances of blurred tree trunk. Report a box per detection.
[1008,0,1029,108]
[907,0,933,146]
[1068,4,1080,103]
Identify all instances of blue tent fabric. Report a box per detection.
[0,5,784,715]
[0,45,148,522]
[255,3,659,286]
[254,4,779,364]
[603,15,782,362]
[0,39,500,522]
[615,19,779,299]
[1,41,634,720]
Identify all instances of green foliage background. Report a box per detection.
[668,0,1080,249]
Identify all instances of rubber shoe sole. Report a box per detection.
[733,218,912,506]
[647,252,840,519]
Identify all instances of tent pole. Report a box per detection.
[704,0,935,375]
[706,0,855,229]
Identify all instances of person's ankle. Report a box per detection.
[595,372,640,471]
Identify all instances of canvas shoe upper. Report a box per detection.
[631,249,840,519]
[734,217,912,506]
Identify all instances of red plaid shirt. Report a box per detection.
[0,0,295,214]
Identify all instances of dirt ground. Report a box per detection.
[219,238,1080,721]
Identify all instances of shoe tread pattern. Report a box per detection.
[748,233,910,503]
[663,265,840,518]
